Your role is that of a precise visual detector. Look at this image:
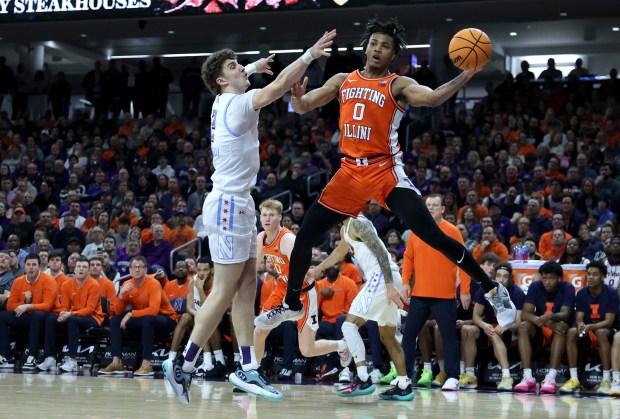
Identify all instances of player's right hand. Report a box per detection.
[290,77,308,100]
[400,284,411,301]
[320,287,334,298]
[483,323,495,336]
[253,54,275,75]
[308,29,337,60]
[120,283,135,298]
[387,284,405,309]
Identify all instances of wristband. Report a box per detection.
[245,63,257,76]
[301,50,313,65]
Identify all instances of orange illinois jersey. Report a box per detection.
[263,227,293,297]
[339,70,405,158]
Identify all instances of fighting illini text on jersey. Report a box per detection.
[318,71,413,217]
[339,70,404,158]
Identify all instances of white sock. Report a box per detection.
[523,368,533,380]
[203,352,214,369]
[234,352,240,363]
[547,368,558,379]
[337,339,347,352]
[168,351,177,361]
[466,367,475,375]
[460,361,465,374]
[424,362,432,371]
[613,371,620,381]
[357,365,369,382]
[438,360,445,371]
[213,349,225,364]
[569,367,578,379]
[182,340,203,373]
[501,369,510,377]
[342,322,366,364]
[397,376,410,390]
[603,370,611,380]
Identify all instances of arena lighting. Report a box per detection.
[109,44,430,60]
[269,49,303,54]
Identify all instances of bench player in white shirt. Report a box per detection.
[310,214,413,401]
[164,29,337,404]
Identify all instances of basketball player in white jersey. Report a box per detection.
[311,215,413,401]
[164,29,337,404]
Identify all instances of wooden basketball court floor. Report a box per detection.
[1,371,618,418]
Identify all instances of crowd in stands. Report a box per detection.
[0,51,619,393]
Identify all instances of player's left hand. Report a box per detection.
[290,77,308,100]
[386,283,405,309]
[494,325,506,336]
[460,293,471,311]
[120,312,132,329]
[253,54,275,76]
[308,29,337,60]
[14,304,30,317]
[58,312,71,322]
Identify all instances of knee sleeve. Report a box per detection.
[342,321,366,364]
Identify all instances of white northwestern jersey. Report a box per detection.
[343,216,399,276]
[210,90,260,194]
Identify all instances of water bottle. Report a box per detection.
[521,245,530,262]
[514,245,522,262]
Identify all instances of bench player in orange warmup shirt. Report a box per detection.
[37,256,104,372]
[257,16,516,332]
[99,255,179,376]
[0,254,56,369]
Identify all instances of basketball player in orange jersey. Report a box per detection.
[256,16,516,332]
[248,199,350,398]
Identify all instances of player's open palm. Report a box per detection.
[308,29,337,60]
[254,54,275,75]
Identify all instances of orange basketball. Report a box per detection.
[448,28,492,71]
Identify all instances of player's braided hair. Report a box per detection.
[360,16,407,55]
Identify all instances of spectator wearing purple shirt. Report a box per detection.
[140,223,172,274]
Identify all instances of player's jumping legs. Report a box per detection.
[163,261,246,403]
[386,188,492,290]
[298,324,342,357]
[386,188,516,327]
[286,203,347,310]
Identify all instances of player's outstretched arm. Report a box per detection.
[350,217,405,308]
[312,229,349,279]
[349,217,393,285]
[252,29,337,110]
[290,73,346,114]
[398,66,481,108]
